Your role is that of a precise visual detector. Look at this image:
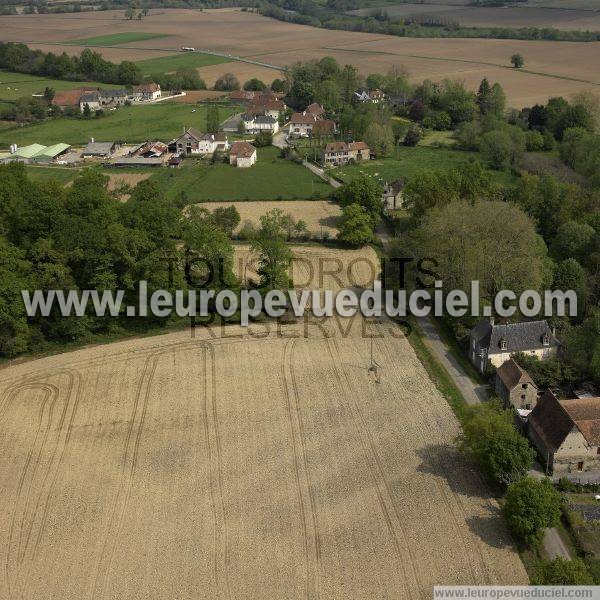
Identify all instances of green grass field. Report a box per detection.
[135,53,231,76]
[0,102,239,146]
[24,165,79,185]
[149,147,331,202]
[331,145,516,186]
[0,70,120,102]
[66,32,169,46]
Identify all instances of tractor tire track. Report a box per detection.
[326,337,423,600]
[281,339,320,600]
[378,327,493,585]
[204,343,232,600]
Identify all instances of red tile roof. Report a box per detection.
[230,141,256,158]
[290,113,316,125]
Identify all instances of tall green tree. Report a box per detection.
[503,477,562,546]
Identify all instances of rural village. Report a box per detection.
[1,1,600,598]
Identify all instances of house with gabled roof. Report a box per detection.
[133,83,161,101]
[382,179,405,212]
[289,112,317,138]
[495,358,538,411]
[170,128,229,156]
[528,391,600,475]
[305,103,325,119]
[469,317,560,374]
[242,112,279,134]
[229,141,256,168]
[322,141,370,166]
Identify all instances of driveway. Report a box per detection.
[415,316,489,406]
[542,527,571,560]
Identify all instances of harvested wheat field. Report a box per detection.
[0,309,528,600]
[232,244,379,292]
[200,200,342,238]
[1,9,599,106]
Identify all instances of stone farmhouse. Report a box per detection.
[229,141,257,168]
[170,128,229,155]
[290,113,318,138]
[382,179,405,212]
[528,391,600,476]
[132,83,162,101]
[289,103,327,138]
[469,318,560,374]
[247,98,285,120]
[495,358,539,411]
[322,141,370,166]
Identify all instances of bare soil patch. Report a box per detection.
[1,9,598,106]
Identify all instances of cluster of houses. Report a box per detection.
[53,84,163,113]
[470,316,600,480]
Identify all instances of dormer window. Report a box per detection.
[500,338,507,351]
[542,334,549,346]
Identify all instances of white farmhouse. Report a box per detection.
[229,141,257,168]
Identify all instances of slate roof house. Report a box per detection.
[495,358,538,411]
[229,141,257,168]
[170,128,229,155]
[99,89,129,107]
[469,317,560,373]
[528,391,600,476]
[242,113,279,134]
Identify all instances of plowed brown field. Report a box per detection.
[0,8,599,106]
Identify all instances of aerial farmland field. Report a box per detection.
[0,313,528,600]
[1,9,599,106]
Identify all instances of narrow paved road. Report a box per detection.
[415,316,489,406]
[542,527,571,560]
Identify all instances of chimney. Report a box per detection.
[90,137,94,144]
[489,316,495,326]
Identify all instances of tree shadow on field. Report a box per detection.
[415,443,491,501]
[416,443,513,548]
[318,215,339,229]
[465,513,512,550]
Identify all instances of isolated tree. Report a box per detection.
[403,123,422,146]
[511,53,524,69]
[532,558,594,585]
[211,205,240,237]
[243,78,266,91]
[337,204,374,246]
[253,131,272,147]
[271,78,285,93]
[251,209,292,291]
[214,73,240,91]
[43,86,55,106]
[503,477,562,547]
[458,403,534,488]
[82,102,91,118]
[206,104,220,134]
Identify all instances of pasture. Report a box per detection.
[66,32,169,46]
[135,52,231,77]
[0,102,239,146]
[0,70,119,102]
[0,9,599,105]
[149,147,332,202]
[0,302,529,599]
